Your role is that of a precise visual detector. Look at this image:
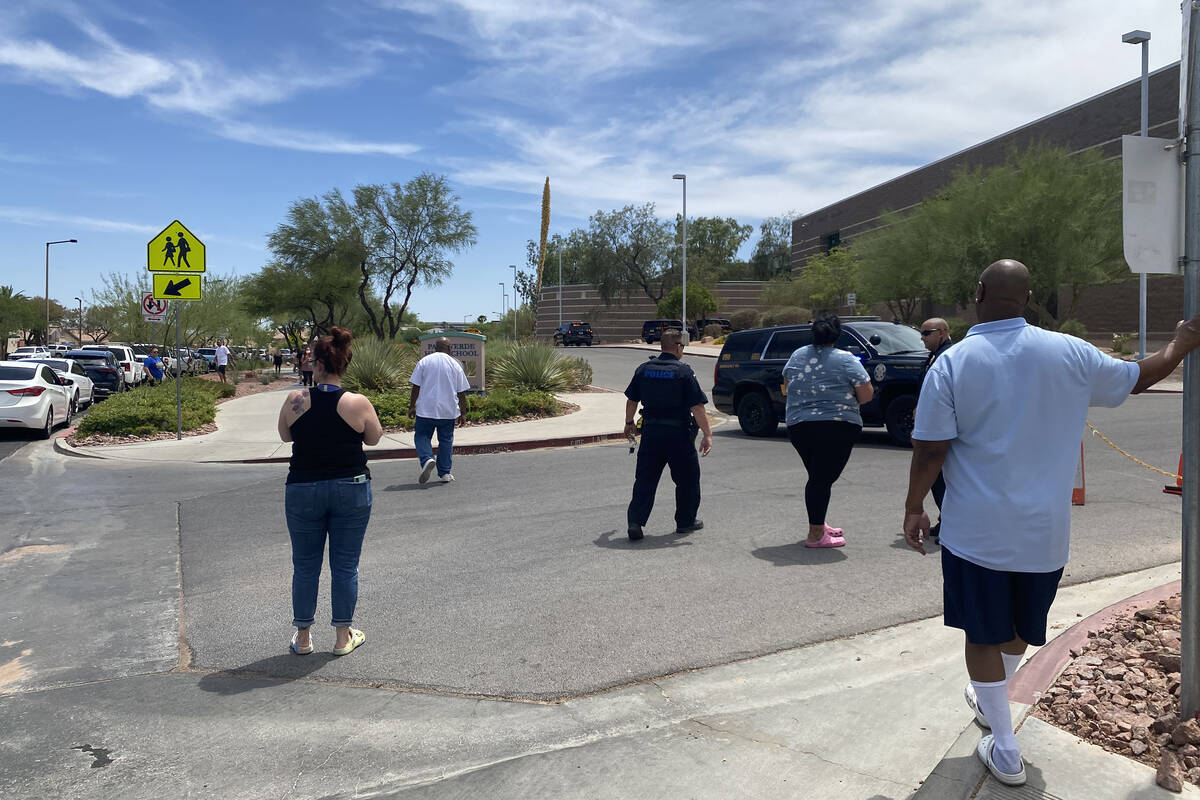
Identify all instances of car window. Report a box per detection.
[849,322,926,355]
[40,366,59,384]
[719,330,766,362]
[0,366,35,380]
[763,329,813,360]
[72,363,86,375]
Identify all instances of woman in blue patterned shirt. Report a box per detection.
[783,315,874,548]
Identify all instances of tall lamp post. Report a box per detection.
[1123,29,1151,360]
[558,249,563,330]
[672,174,688,343]
[510,264,518,340]
[499,282,506,334]
[74,297,82,346]
[45,238,77,344]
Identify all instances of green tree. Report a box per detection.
[656,285,718,321]
[670,215,753,287]
[0,286,33,357]
[797,247,864,312]
[83,303,120,343]
[748,213,796,279]
[580,203,673,304]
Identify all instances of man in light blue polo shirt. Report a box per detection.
[902,259,1200,786]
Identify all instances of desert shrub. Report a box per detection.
[560,355,593,390]
[945,317,970,342]
[363,388,413,428]
[729,309,762,331]
[489,343,574,392]
[398,326,424,345]
[343,338,418,392]
[362,387,559,429]
[76,378,232,438]
[1112,332,1135,354]
[1058,319,1088,338]
[761,306,811,326]
[702,324,724,339]
[713,336,726,345]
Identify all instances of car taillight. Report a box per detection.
[122,362,130,371]
[7,386,45,397]
[98,368,116,374]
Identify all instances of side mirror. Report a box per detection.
[869,334,882,346]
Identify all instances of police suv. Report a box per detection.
[712,318,928,446]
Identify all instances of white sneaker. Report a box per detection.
[419,459,436,484]
[440,473,455,482]
[976,734,1026,786]
[964,682,991,729]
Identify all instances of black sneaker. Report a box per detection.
[675,519,704,534]
[627,524,644,541]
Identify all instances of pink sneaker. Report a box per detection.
[805,531,846,548]
[824,523,844,537]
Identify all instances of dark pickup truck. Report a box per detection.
[553,322,594,346]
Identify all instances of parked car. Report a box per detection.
[553,322,594,346]
[82,344,145,387]
[641,319,685,344]
[695,318,732,336]
[0,360,72,437]
[8,346,51,361]
[196,347,218,371]
[712,318,928,446]
[65,349,124,398]
[23,358,95,412]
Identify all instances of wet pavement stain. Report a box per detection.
[0,543,70,564]
[73,745,114,768]
[0,646,33,692]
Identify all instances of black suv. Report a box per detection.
[712,319,928,446]
[642,319,684,343]
[553,322,594,346]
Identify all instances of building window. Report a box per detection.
[825,232,841,251]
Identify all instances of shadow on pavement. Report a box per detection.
[751,542,848,566]
[197,652,337,695]
[381,482,448,492]
[593,529,694,550]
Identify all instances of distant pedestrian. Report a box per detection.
[272,348,283,377]
[277,326,382,657]
[624,328,712,541]
[783,314,874,548]
[903,259,1200,787]
[143,346,165,386]
[918,317,953,541]
[408,338,470,483]
[300,346,314,387]
[214,339,231,383]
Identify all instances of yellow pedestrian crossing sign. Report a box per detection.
[152,273,203,301]
[148,220,205,274]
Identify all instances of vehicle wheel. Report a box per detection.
[38,410,53,439]
[69,393,78,418]
[884,394,918,447]
[737,391,778,437]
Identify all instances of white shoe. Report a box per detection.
[964,682,991,729]
[976,734,1026,786]
[440,473,455,482]
[419,459,436,484]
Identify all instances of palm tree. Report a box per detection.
[0,286,27,359]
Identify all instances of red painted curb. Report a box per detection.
[1009,579,1181,705]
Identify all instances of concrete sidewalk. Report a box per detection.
[55,388,633,464]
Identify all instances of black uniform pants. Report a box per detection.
[787,420,860,525]
[627,424,700,528]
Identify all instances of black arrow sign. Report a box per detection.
[163,278,191,296]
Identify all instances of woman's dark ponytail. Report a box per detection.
[313,326,353,375]
[812,314,841,347]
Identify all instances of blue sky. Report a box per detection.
[0,0,1184,322]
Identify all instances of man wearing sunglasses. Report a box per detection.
[919,318,953,540]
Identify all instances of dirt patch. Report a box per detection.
[0,544,71,564]
[0,646,33,692]
[1032,594,1198,791]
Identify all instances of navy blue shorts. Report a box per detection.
[941,546,1064,646]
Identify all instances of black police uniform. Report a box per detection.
[625,352,708,531]
[921,339,953,536]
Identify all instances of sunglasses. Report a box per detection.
[920,330,941,336]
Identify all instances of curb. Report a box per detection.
[914,579,1180,799]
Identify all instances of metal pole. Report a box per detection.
[499,282,505,332]
[175,303,182,440]
[558,249,563,329]
[1180,4,1200,720]
[1141,36,1151,360]
[682,179,688,343]
[511,264,518,341]
[44,243,49,343]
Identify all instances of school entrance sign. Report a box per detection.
[147,220,205,274]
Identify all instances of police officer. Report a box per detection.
[919,317,953,541]
[624,329,713,541]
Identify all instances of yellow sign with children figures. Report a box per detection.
[147,220,205,274]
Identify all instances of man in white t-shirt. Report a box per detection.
[408,338,470,483]
[214,339,232,384]
[903,259,1200,786]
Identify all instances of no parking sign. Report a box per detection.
[142,292,168,322]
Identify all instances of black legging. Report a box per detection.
[787,420,861,525]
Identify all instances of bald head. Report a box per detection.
[434,337,452,354]
[976,259,1031,322]
[920,317,950,351]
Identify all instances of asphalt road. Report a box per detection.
[0,345,1189,704]
[577,345,716,392]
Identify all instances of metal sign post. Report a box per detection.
[175,303,182,441]
[1181,0,1200,721]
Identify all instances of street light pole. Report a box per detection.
[45,238,77,344]
[1124,29,1151,360]
[510,264,518,340]
[672,174,688,343]
[499,282,506,334]
[558,249,563,330]
[74,297,82,345]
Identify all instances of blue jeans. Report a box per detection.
[285,477,372,628]
[413,416,456,476]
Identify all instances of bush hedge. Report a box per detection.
[729,309,761,331]
[76,378,235,438]
[363,387,560,430]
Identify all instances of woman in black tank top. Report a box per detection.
[277,327,382,657]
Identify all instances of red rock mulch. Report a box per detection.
[1032,594,1199,792]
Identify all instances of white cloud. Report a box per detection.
[0,205,157,235]
[217,121,419,157]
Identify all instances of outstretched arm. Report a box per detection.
[1133,314,1200,393]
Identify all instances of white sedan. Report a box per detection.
[23,358,95,413]
[0,360,72,438]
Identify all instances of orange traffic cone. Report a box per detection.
[1072,441,1086,505]
[1165,454,1183,497]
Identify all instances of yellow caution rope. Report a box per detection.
[1085,422,1182,481]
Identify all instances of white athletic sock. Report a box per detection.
[971,679,1022,772]
[1001,652,1023,680]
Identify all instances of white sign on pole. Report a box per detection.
[142,292,168,322]
[1122,134,1184,274]
[846,292,857,307]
